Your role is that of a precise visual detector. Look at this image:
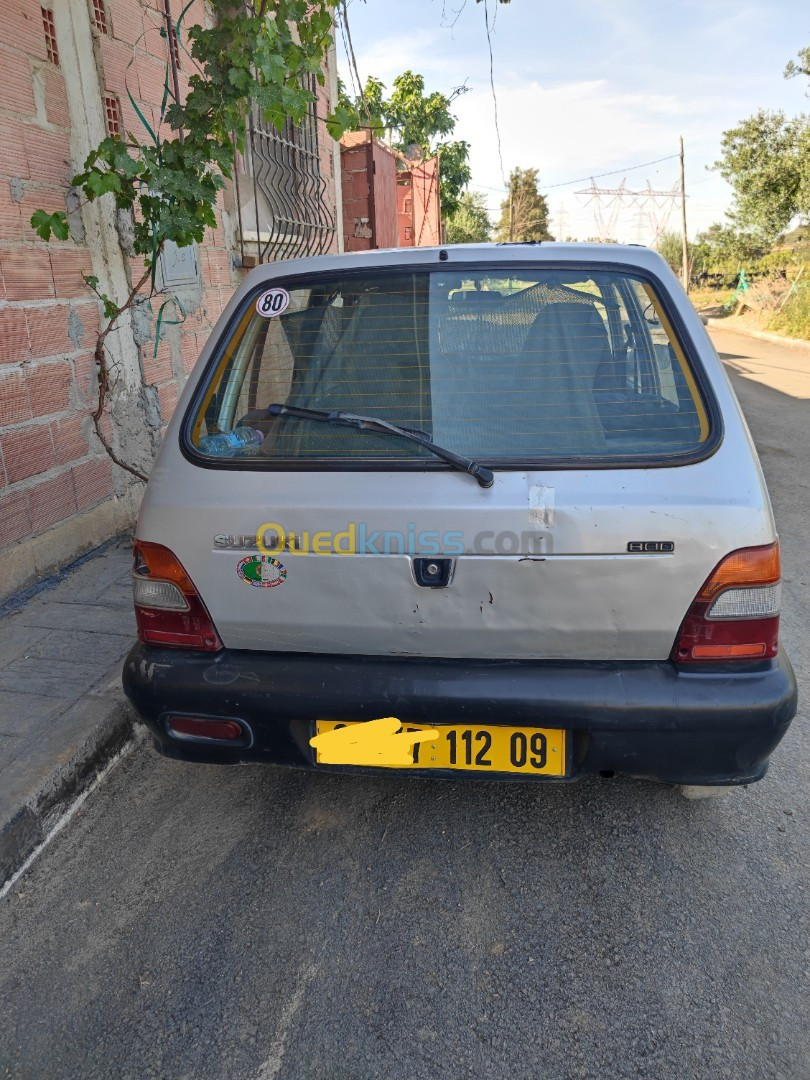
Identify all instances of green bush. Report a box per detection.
[766,285,810,339]
[756,250,798,275]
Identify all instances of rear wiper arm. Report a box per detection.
[265,404,494,489]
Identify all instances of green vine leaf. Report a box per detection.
[30,209,69,242]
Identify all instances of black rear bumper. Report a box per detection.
[122,644,798,786]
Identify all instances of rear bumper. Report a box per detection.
[122,644,798,786]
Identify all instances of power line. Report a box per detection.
[470,153,682,198]
[337,10,360,103]
[339,1,371,124]
[542,154,680,191]
[482,0,506,187]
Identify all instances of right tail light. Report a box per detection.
[672,542,781,663]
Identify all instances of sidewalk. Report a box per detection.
[0,537,138,885]
[705,316,810,352]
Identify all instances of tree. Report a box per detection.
[656,231,688,274]
[698,223,771,264]
[784,45,810,84]
[434,140,473,218]
[714,45,810,243]
[657,230,722,283]
[445,191,492,244]
[495,168,553,242]
[714,110,810,241]
[342,71,472,217]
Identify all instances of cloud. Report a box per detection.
[456,79,684,182]
[338,27,467,92]
[450,77,741,241]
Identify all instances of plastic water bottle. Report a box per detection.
[198,427,264,456]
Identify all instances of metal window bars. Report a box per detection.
[234,72,336,264]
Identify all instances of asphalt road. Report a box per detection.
[1,327,808,1080]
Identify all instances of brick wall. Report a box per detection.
[398,157,442,248]
[372,142,399,250]
[0,0,341,599]
[1,1,108,558]
[340,130,398,251]
[340,132,374,251]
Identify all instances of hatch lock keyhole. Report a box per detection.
[413,558,453,588]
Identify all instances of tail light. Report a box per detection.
[132,541,222,651]
[672,542,781,663]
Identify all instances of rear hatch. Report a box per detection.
[140,248,774,661]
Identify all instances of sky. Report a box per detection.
[336,0,809,245]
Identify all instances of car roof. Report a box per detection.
[240,242,674,288]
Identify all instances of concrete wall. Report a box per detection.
[0,0,341,601]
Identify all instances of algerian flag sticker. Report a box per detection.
[237,555,287,588]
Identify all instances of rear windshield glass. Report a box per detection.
[186,267,710,465]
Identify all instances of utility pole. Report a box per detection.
[509,196,515,242]
[680,135,689,294]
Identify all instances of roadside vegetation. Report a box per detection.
[659,43,810,340]
[657,225,810,339]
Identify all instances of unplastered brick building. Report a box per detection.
[340,129,442,252]
[0,0,342,601]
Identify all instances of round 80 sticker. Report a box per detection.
[256,287,290,318]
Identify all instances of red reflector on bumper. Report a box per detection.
[167,716,244,741]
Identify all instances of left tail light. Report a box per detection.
[132,541,222,651]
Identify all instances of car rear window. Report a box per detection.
[186,266,712,467]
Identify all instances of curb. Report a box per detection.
[0,673,138,888]
[706,318,810,352]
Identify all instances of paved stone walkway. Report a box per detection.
[0,537,136,882]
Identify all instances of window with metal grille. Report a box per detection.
[90,0,108,34]
[104,94,123,137]
[234,72,335,264]
[41,7,58,64]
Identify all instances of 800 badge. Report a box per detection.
[237,554,287,588]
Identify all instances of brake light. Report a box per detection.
[672,542,781,663]
[132,541,222,651]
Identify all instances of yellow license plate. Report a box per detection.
[313,720,566,777]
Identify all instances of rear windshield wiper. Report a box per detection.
[265,404,494,489]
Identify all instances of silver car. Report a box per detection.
[123,243,797,794]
